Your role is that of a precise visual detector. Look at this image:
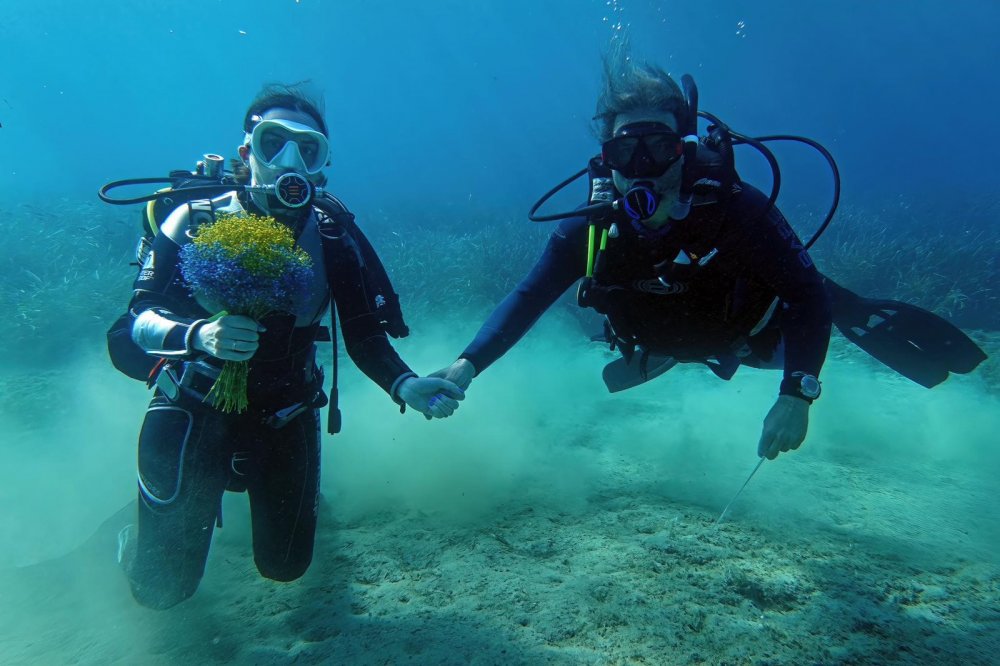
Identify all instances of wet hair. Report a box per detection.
[592,40,687,144]
[229,157,251,185]
[243,82,328,137]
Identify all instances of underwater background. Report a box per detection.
[1,1,998,664]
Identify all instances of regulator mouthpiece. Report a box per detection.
[250,172,317,209]
[623,183,659,221]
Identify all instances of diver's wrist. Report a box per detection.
[187,319,209,355]
[389,372,418,406]
[779,372,821,403]
[455,357,477,376]
[777,393,811,407]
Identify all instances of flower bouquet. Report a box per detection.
[180,212,313,413]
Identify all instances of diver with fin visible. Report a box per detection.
[432,45,986,461]
[596,276,986,393]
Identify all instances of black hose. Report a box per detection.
[522,100,840,247]
[700,110,782,222]
[730,132,782,216]
[750,135,841,249]
[529,166,614,222]
[98,175,234,206]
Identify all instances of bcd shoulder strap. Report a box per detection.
[314,195,409,435]
[314,194,409,338]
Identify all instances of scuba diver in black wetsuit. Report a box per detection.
[433,47,986,461]
[105,85,464,610]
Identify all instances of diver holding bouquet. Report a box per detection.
[115,84,464,609]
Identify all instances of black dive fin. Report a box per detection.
[824,278,987,388]
[603,352,678,393]
[702,353,742,381]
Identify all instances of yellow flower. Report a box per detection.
[191,213,310,278]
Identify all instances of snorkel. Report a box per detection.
[672,74,700,220]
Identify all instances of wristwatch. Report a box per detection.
[783,371,822,402]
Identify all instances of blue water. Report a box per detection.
[1,2,998,664]
[3,1,997,210]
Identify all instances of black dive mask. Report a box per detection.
[601,122,683,179]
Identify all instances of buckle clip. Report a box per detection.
[265,402,307,429]
[154,364,181,401]
[176,361,221,403]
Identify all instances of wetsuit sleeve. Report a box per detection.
[330,239,414,400]
[460,216,589,373]
[731,186,832,396]
[128,222,212,359]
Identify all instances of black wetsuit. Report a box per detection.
[125,194,412,610]
[461,184,832,396]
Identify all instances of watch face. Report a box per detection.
[800,375,821,399]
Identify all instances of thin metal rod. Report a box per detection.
[714,457,765,526]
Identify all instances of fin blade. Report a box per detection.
[829,284,987,387]
[602,354,678,393]
[837,322,951,387]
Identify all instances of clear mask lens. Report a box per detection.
[250,119,329,174]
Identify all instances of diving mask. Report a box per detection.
[601,122,683,179]
[249,118,329,175]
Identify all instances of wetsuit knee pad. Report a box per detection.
[137,401,194,506]
[255,551,313,583]
[130,576,200,610]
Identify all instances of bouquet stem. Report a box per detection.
[207,360,250,414]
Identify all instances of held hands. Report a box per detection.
[193,318,467,419]
[398,358,476,421]
[397,377,465,418]
[757,395,810,460]
[429,358,476,391]
[193,315,265,361]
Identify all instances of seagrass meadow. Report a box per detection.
[2,1,999,664]
[1,192,998,665]
[1,197,996,371]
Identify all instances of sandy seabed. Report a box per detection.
[1,331,998,665]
